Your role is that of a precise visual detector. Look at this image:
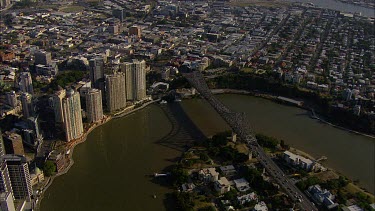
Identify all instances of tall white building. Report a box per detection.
[62,89,84,142]
[85,88,103,123]
[120,62,134,101]
[52,89,66,123]
[105,72,126,112]
[20,93,33,119]
[133,60,147,101]
[120,59,147,101]
[19,72,33,94]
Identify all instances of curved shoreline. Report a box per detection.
[36,99,158,210]
[210,89,375,139]
[36,93,374,210]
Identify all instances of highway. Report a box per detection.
[182,71,318,211]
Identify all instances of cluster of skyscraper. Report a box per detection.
[4,71,42,150]
[90,58,147,112]
[0,52,148,209]
[0,131,33,211]
[50,58,147,142]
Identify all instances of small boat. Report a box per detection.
[154,173,168,177]
[160,100,167,104]
[153,195,157,199]
[174,98,182,102]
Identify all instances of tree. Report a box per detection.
[200,152,209,162]
[296,176,321,190]
[43,161,56,176]
[280,140,285,148]
[256,134,279,149]
[175,192,195,211]
[198,206,215,211]
[170,165,189,187]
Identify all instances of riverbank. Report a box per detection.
[287,147,375,202]
[210,89,375,139]
[36,99,159,210]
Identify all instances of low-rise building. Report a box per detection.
[253,201,268,211]
[307,185,338,210]
[214,177,231,194]
[220,165,236,176]
[342,205,363,211]
[233,178,250,192]
[237,192,257,205]
[283,151,315,171]
[30,166,44,186]
[47,151,66,173]
[181,183,195,192]
[199,168,219,183]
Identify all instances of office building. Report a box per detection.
[105,72,126,112]
[0,191,15,211]
[120,60,147,101]
[112,8,125,22]
[19,72,33,94]
[0,161,12,194]
[62,89,84,142]
[2,131,24,156]
[89,57,104,88]
[52,89,66,123]
[35,62,58,76]
[34,50,51,66]
[133,60,147,101]
[120,62,134,100]
[2,155,32,200]
[20,93,33,119]
[6,91,17,108]
[129,26,141,38]
[85,88,103,123]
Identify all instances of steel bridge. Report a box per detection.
[183,71,318,211]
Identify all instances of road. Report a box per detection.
[182,71,318,211]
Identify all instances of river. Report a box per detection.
[285,0,375,17]
[40,94,374,211]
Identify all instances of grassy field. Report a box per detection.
[345,183,375,202]
[315,170,375,203]
[59,5,84,13]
